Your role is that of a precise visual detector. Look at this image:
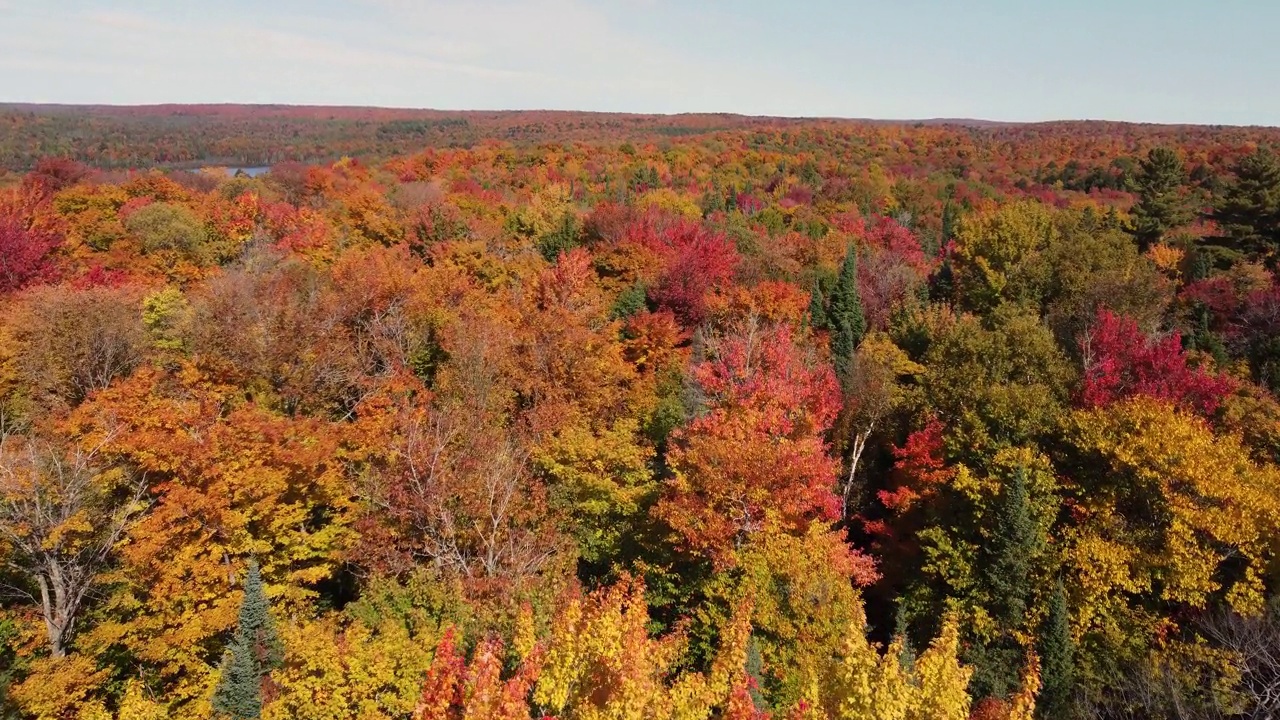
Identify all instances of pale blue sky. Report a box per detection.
[1,0,1276,125]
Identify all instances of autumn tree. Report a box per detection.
[0,191,62,294]
[950,200,1058,314]
[1129,147,1191,251]
[62,367,356,711]
[837,333,922,518]
[655,320,842,566]
[0,433,147,657]
[1079,307,1235,416]
[10,284,147,410]
[1062,397,1280,704]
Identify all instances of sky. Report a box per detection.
[1,0,1277,125]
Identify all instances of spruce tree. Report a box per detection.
[745,635,767,711]
[807,283,828,331]
[1211,147,1280,266]
[828,244,866,391]
[212,560,283,720]
[1037,579,1077,720]
[1130,147,1191,252]
[971,466,1040,700]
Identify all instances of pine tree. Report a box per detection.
[828,244,866,391]
[1211,147,1280,266]
[212,560,283,720]
[1037,579,1076,720]
[1130,147,1191,252]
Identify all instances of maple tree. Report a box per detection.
[654,320,842,566]
[0,190,62,294]
[1079,307,1235,415]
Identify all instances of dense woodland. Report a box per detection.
[1,110,1280,719]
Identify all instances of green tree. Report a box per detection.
[1211,147,1280,266]
[971,466,1040,699]
[1037,579,1077,720]
[828,244,866,390]
[212,560,283,720]
[123,202,210,263]
[1129,147,1191,251]
[808,283,828,331]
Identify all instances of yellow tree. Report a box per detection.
[0,433,147,657]
[61,366,357,713]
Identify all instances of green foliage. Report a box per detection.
[611,281,649,321]
[829,243,866,390]
[1130,147,1191,251]
[914,307,1074,459]
[124,201,210,262]
[1037,580,1077,720]
[1211,147,1280,266]
[536,211,582,261]
[807,283,828,331]
[212,561,283,720]
[970,466,1040,699]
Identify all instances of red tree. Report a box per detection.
[625,213,738,326]
[1080,308,1236,415]
[655,322,842,565]
[0,193,61,294]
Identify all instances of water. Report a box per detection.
[224,166,271,178]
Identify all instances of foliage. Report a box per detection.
[2,111,1280,720]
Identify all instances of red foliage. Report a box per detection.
[655,323,842,564]
[626,215,738,326]
[1080,308,1236,415]
[877,418,954,518]
[117,196,155,222]
[72,265,131,290]
[582,201,634,245]
[23,157,89,201]
[0,193,62,294]
[1180,276,1242,338]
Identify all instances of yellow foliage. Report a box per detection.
[1068,398,1280,616]
[534,579,752,720]
[116,681,169,720]
[1146,243,1184,277]
[638,188,702,219]
[266,614,437,720]
[951,200,1058,312]
[911,617,974,720]
[12,653,109,720]
[1006,654,1040,720]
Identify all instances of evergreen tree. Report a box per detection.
[807,283,828,331]
[745,635,767,712]
[212,561,283,720]
[828,244,866,391]
[1037,579,1077,720]
[536,212,582,262]
[1130,147,1191,252]
[971,466,1041,700]
[1211,147,1280,267]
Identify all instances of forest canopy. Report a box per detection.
[1,108,1280,719]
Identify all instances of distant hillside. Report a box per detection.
[0,103,1276,173]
